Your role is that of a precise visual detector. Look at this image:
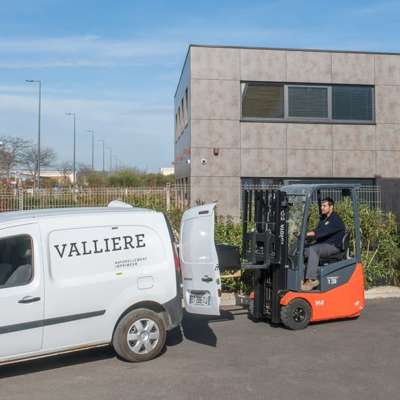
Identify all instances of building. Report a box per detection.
[160,167,175,176]
[174,45,400,218]
[10,169,74,186]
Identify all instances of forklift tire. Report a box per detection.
[280,299,311,330]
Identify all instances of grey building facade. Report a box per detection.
[174,45,400,218]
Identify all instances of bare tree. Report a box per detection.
[21,145,56,182]
[0,136,31,180]
[58,162,73,186]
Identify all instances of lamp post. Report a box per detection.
[106,146,112,173]
[86,130,95,170]
[25,79,41,189]
[98,140,105,173]
[65,113,76,184]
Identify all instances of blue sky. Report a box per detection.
[0,0,399,171]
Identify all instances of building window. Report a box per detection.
[178,106,182,133]
[241,83,284,119]
[185,88,189,122]
[241,82,374,123]
[332,85,373,121]
[175,113,179,139]
[181,98,185,127]
[287,86,329,119]
[175,87,190,141]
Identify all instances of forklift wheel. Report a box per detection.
[280,299,311,330]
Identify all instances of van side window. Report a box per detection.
[0,234,33,289]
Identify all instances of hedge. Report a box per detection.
[132,200,400,291]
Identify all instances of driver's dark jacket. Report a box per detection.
[314,212,345,249]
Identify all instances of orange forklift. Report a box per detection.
[241,184,365,330]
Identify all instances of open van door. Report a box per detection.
[179,203,220,316]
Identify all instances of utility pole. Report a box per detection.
[98,140,105,173]
[106,146,112,173]
[114,156,119,171]
[25,79,42,189]
[65,113,77,184]
[86,130,95,170]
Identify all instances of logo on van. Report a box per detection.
[53,234,146,259]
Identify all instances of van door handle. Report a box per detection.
[201,276,213,283]
[18,296,41,304]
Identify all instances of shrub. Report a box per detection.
[184,201,400,292]
[309,199,400,288]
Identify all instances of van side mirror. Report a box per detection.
[215,244,241,272]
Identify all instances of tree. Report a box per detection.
[0,136,30,180]
[21,145,56,183]
[57,162,73,186]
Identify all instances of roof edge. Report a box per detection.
[174,46,191,99]
[188,43,400,57]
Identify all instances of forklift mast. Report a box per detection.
[242,189,289,323]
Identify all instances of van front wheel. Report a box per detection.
[113,308,166,362]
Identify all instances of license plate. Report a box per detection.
[189,293,210,306]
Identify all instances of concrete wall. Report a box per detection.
[174,45,400,217]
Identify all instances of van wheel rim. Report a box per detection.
[127,318,160,354]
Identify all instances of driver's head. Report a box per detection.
[321,197,334,216]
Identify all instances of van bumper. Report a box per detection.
[163,295,183,330]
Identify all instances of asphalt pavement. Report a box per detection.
[1,299,399,400]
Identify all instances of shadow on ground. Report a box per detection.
[0,346,116,379]
[0,307,247,378]
[167,307,243,348]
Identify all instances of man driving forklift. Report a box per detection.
[302,197,346,291]
[241,184,365,329]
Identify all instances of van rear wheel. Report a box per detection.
[113,308,166,362]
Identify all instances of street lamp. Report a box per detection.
[65,112,76,184]
[86,130,95,170]
[25,79,41,189]
[98,139,105,173]
[106,146,112,173]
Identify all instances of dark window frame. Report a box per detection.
[286,84,331,121]
[241,82,284,119]
[332,85,374,122]
[241,81,375,124]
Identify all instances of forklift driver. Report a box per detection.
[302,197,346,291]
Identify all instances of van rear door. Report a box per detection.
[179,203,220,316]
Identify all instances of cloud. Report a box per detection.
[355,1,400,16]
[0,35,184,69]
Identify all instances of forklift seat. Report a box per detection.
[319,231,350,265]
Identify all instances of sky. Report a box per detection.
[0,0,399,172]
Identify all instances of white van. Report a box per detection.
[0,202,223,364]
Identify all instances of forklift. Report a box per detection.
[241,184,365,330]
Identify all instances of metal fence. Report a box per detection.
[0,184,381,214]
[0,185,189,213]
[241,184,381,210]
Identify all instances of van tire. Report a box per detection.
[280,299,311,330]
[113,308,166,362]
